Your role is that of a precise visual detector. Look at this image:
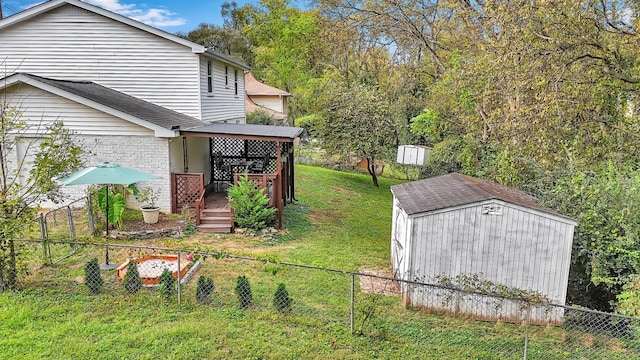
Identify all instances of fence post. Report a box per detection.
[87,194,95,236]
[39,213,48,262]
[523,302,531,360]
[66,207,76,240]
[177,250,181,306]
[350,272,355,334]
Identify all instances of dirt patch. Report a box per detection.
[359,267,401,296]
[121,213,183,232]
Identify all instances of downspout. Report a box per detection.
[182,137,188,172]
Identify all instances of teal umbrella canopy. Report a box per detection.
[58,162,160,186]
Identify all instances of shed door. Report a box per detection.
[392,209,408,277]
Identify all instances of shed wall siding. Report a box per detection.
[200,57,246,123]
[0,4,201,118]
[408,201,573,304]
[2,84,154,136]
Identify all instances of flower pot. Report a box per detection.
[141,206,160,224]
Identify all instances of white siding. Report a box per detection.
[250,95,285,113]
[0,4,201,118]
[184,136,211,184]
[403,200,574,305]
[2,84,154,136]
[200,56,246,123]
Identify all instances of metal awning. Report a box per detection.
[181,123,304,142]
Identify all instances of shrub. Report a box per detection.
[84,258,103,294]
[180,205,197,235]
[227,174,276,231]
[158,269,176,302]
[196,275,214,304]
[273,283,292,313]
[124,261,143,294]
[235,275,253,309]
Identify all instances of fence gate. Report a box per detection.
[171,173,204,213]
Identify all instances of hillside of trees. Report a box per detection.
[180,0,640,313]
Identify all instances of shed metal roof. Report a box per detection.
[181,122,304,141]
[391,173,574,221]
[12,73,205,132]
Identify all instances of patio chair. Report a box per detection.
[251,154,270,173]
[213,151,230,190]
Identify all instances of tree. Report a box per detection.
[315,83,398,187]
[0,105,84,291]
[273,283,292,313]
[179,23,253,65]
[84,258,103,295]
[157,269,175,302]
[227,174,276,230]
[235,275,253,309]
[123,261,143,294]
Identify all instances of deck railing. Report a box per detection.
[171,173,204,214]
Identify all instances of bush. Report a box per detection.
[235,275,253,309]
[84,258,103,294]
[180,205,197,235]
[158,269,176,302]
[124,261,143,294]
[227,174,276,231]
[196,275,214,304]
[273,283,292,313]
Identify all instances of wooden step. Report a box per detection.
[198,208,233,233]
[197,223,232,233]
[199,216,231,225]
[202,208,232,216]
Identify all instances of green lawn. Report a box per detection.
[0,165,635,359]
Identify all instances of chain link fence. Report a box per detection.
[7,238,640,359]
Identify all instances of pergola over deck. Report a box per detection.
[177,123,304,230]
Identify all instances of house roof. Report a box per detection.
[245,97,287,120]
[2,73,204,137]
[245,72,290,96]
[0,0,250,70]
[205,50,251,70]
[0,0,203,52]
[391,173,575,221]
[181,123,304,142]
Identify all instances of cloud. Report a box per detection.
[84,0,186,27]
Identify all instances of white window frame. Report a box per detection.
[207,60,213,94]
[234,69,238,96]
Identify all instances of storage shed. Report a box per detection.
[390,173,577,322]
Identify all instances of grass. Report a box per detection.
[1,164,637,359]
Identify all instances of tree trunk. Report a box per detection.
[7,239,16,289]
[366,157,380,187]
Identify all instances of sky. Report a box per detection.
[1,0,308,34]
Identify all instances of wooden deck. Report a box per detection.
[204,191,230,210]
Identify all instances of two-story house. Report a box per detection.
[0,0,302,232]
[245,71,290,123]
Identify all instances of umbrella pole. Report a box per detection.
[100,185,117,271]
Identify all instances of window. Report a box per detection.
[225,66,229,86]
[207,60,213,93]
[234,69,238,95]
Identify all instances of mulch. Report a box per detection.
[121,213,183,232]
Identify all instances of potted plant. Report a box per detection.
[136,187,160,224]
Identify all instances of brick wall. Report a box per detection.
[43,135,173,212]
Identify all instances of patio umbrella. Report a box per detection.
[58,162,160,269]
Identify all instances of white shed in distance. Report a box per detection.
[396,145,430,166]
[390,173,577,323]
